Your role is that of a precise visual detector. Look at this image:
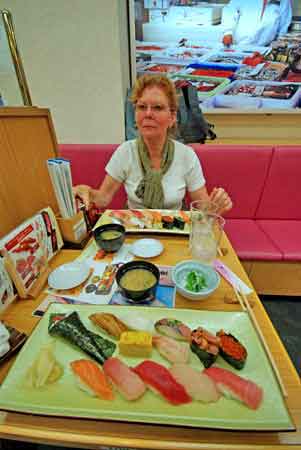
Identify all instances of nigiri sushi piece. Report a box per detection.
[190,327,220,368]
[179,210,191,224]
[103,357,146,401]
[170,363,220,403]
[154,318,191,341]
[204,366,263,410]
[153,335,190,364]
[70,359,114,400]
[149,210,162,224]
[109,210,133,227]
[131,209,153,228]
[119,314,154,334]
[133,360,192,405]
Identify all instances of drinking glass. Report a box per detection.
[190,201,225,265]
[189,199,218,253]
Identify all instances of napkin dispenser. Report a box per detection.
[57,210,88,244]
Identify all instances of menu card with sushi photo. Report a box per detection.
[0,257,17,312]
[0,207,63,298]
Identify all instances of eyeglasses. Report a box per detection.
[135,103,170,114]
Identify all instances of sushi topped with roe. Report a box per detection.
[216,330,248,370]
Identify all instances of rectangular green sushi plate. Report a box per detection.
[0,304,295,431]
[96,210,190,235]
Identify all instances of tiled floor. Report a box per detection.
[260,295,301,376]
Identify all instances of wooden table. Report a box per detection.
[0,233,300,450]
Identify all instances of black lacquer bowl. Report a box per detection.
[93,223,125,252]
[116,260,160,303]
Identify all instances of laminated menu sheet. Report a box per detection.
[0,207,63,298]
[0,257,17,312]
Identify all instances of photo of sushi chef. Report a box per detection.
[73,74,232,215]
[222,0,292,48]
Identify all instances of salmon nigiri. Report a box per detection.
[70,359,114,400]
[204,366,263,410]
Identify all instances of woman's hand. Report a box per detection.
[72,184,92,209]
[209,187,232,215]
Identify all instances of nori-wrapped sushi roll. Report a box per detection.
[173,216,185,230]
[162,215,174,229]
[217,330,247,370]
[88,330,116,359]
[48,311,109,364]
[190,327,219,368]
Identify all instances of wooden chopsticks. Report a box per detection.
[234,288,288,398]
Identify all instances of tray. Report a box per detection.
[170,73,230,99]
[95,210,191,235]
[0,325,27,364]
[0,304,294,431]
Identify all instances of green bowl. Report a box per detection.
[172,260,220,300]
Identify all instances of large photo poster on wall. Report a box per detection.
[129,0,301,111]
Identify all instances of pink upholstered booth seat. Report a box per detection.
[257,220,301,261]
[59,144,127,210]
[58,143,301,263]
[255,146,301,220]
[190,144,281,261]
[223,219,282,261]
[190,145,273,219]
[254,146,301,261]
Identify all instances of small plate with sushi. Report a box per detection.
[131,239,164,258]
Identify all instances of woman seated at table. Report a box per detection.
[73,74,232,215]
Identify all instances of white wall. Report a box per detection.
[0,0,130,144]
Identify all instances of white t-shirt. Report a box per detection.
[105,139,205,210]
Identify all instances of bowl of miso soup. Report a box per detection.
[93,223,125,252]
[116,260,160,302]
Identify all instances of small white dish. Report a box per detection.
[48,262,90,290]
[131,239,163,258]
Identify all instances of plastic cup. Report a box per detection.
[189,203,225,265]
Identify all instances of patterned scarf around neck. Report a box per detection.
[135,136,175,209]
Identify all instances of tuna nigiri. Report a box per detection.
[133,360,192,405]
[153,336,190,364]
[170,363,220,403]
[103,357,146,401]
[204,366,263,410]
[70,359,114,400]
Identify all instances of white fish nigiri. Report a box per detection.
[170,363,220,403]
[153,335,190,364]
[120,314,154,334]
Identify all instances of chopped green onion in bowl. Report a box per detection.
[185,270,207,292]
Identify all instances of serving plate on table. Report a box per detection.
[95,210,191,235]
[0,304,294,431]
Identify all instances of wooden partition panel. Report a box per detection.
[0,107,59,238]
[204,110,301,144]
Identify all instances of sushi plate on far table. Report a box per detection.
[0,304,295,431]
[95,209,191,235]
